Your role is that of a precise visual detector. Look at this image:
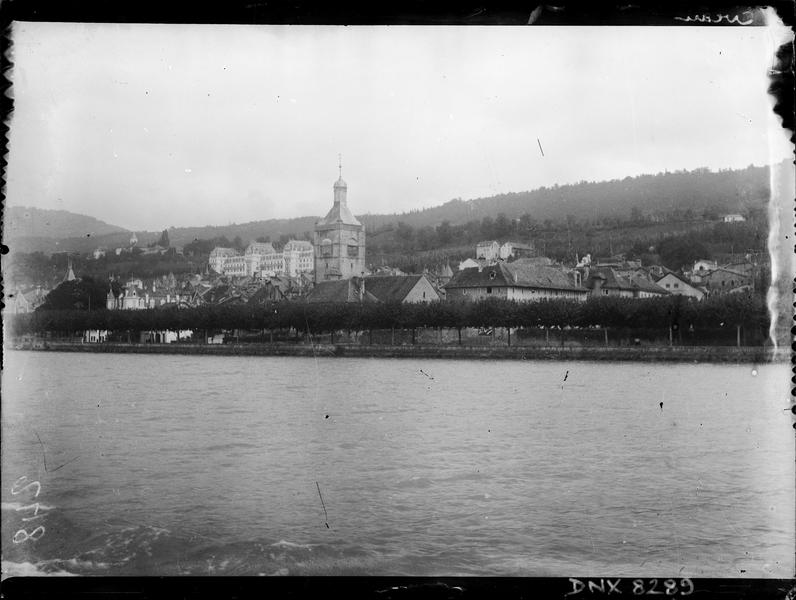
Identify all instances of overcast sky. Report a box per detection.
[5,21,792,231]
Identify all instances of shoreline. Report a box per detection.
[8,341,786,363]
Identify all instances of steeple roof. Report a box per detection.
[317,202,361,227]
[317,164,361,227]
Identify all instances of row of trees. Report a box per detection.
[11,294,768,340]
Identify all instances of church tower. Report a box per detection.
[313,157,366,283]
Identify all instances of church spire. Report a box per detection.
[333,154,347,206]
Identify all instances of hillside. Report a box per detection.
[4,206,129,240]
[4,164,773,256]
[360,164,770,231]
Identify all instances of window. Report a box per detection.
[673,283,679,288]
[665,283,670,288]
[347,244,358,258]
[422,291,426,299]
[603,289,608,295]
[486,287,492,294]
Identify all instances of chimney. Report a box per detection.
[592,276,603,294]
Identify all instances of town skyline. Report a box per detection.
[5,22,792,231]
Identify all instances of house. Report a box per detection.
[423,264,454,296]
[655,272,705,300]
[720,260,755,278]
[444,262,589,302]
[6,287,48,314]
[499,241,535,260]
[703,268,752,294]
[475,240,500,261]
[721,213,746,222]
[305,277,377,303]
[436,263,454,284]
[247,275,308,304]
[107,283,148,310]
[362,275,440,303]
[691,258,718,274]
[458,258,482,271]
[371,265,407,277]
[584,267,669,298]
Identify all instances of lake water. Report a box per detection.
[1,351,793,578]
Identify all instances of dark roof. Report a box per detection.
[504,263,584,291]
[587,267,668,294]
[445,263,585,292]
[363,275,426,303]
[585,267,626,289]
[305,278,378,303]
[629,277,669,295]
[655,271,697,287]
[316,201,361,227]
[511,256,554,267]
[708,267,749,277]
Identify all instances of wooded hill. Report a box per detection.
[5,164,772,257]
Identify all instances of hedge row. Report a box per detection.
[9,294,769,337]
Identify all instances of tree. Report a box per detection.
[657,236,710,271]
[494,213,511,238]
[436,221,453,246]
[37,277,114,312]
[480,216,495,239]
[395,222,414,243]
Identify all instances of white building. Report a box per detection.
[209,247,238,273]
[499,241,535,260]
[721,213,746,223]
[224,255,247,277]
[475,240,500,261]
[283,240,314,277]
[655,272,705,300]
[210,241,314,277]
[458,258,481,271]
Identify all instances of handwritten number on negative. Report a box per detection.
[13,526,46,544]
[10,476,47,543]
[11,476,41,498]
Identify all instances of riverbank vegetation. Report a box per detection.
[9,294,769,346]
